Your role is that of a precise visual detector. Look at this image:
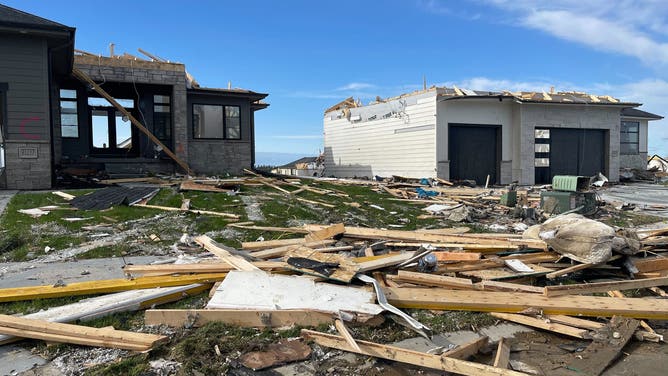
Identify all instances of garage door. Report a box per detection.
[535,128,606,184]
[449,124,500,185]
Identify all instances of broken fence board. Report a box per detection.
[490,312,590,339]
[301,330,528,376]
[0,273,225,303]
[384,287,668,319]
[145,309,333,328]
[194,235,259,271]
[543,276,668,297]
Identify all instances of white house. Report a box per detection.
[272,156,324,177]
[323,87,662,185]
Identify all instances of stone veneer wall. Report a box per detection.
[3,141,51,189]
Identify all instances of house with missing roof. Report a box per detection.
[323,87,662,185]
[0,5,268,190]
[271,155,324,177]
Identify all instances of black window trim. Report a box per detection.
[192,103,241,140]
[620,120,640,155]
[59,87,80,139]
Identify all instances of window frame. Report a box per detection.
[192,103,241,140]
[59,88,80,139]
[620,120,640,155]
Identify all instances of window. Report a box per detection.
[621,121,639,155]
[193,104,241,139]
[153,95,171,142]
[89,97,136,154]
[60,89,79,138]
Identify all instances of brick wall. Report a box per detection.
[187,141,252,175]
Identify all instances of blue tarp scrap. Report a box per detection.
[415,187,438,199]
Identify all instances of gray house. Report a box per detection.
[323,87,662,185]
[0,5,268,190]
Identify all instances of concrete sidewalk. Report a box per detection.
[0,189,17,217]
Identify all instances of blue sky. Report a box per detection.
[6,0,668,162]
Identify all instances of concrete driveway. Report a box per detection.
[598,183,668,217]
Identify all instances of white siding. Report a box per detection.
[323,91,438,178]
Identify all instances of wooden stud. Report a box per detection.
[545,263,594,279]
[334,319,361,352]
[388,270,473,289]
[442,336,489,359]
[194,235,259,271]
[490,313,589,339]
[301,330,527,376]
[493,338,510,369]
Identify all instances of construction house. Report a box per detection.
[0,5,268,190]
[271,155,324,177]
[323,88,662,185]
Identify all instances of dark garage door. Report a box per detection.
[535,128,606,184]
[449,124,500,185]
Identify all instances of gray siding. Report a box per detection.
[186,94,253,175]
[0,35,50,140]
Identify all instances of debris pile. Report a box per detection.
[2,172,668,375]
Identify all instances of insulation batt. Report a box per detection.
[523,213,638,264]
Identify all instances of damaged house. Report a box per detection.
[0,5,268,190]
[323,87,662,185]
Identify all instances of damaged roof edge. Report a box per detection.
[188,87,269,101]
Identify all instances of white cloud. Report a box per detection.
[336,82,376,91]
[480,1,668,65]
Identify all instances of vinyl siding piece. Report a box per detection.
[323,91,437,178]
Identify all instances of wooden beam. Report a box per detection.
[387,270,474,289]
[194,235,259,271]
[544,315,605,331]
[0,274,225,303]
[493,338,510,369]
[133,203,239,219]
[249,240,336,259]
[544,276,668,297]
[72,67,192,174]
[632,257,668,273]
[301,330,527,376]
[384,287,668,319]
[335,319,361,352]
[490,312,589,339]
[123,262,286,276]
[442,336,489,359]
[0,314,165,351]
[145,309,333,328]
[545,263,594,279]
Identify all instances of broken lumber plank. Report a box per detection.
[145,309,333,328]
[122,262,286,276]
[180,180,230,193]
[355,252,414,272]
[545,262,595,279]
[493,338,510,369]
[304,223,345,242]
[72,67,191,175]
[194,235,259,271]
[442,336,489,359]
[334,319,361,352]
[553,316,639,376]
[133,203,239,218]
[0,273,225,303]
[544,315,605,331]
[260,180,292,194]
[387,270,474,289]
[543,276,668,297]
[383,287,668,319]
[632,257,668,273]
[490,312,590,339]
[242,237,321,250]
[442,252,559,273]
[433,252,481,261]
[301,330,527,376]
[386,242,518,252]
[474,280,543,294]
[295,197,336,208]
[249,240,336,259]
[52,191,75,201]
[0,314,166,351]
[0,284,208,345]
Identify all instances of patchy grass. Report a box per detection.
[85,354,149,376]
[600,211,665,228]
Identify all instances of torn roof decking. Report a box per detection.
[324,86,646,114]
